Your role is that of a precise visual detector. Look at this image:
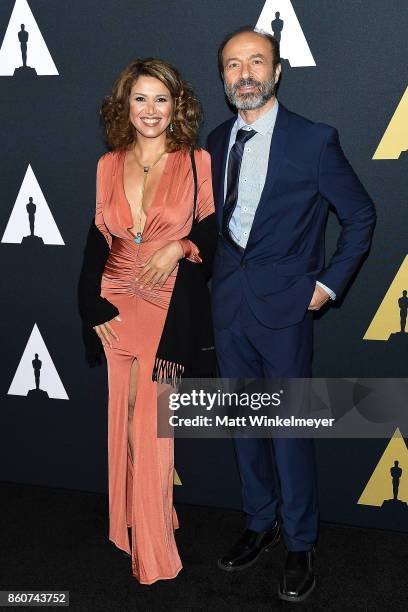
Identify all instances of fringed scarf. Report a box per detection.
[152,357,185,387]
[151,149,217,386]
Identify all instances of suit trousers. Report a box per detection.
[214,292,319,551]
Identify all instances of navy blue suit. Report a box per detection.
[207,103,376,550]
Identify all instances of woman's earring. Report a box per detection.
[169,123,174,134]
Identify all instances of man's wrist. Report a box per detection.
[316,280,336,300]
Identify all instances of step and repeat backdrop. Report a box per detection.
[0,0,407,532]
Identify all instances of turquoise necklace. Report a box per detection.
[132,148,166,244]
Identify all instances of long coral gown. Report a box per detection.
[94,147,214,584]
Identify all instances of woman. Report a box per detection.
[78,58,216,584]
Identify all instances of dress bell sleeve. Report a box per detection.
[180,149,216,264]
[78,156,119,328]
[95,157,113,249]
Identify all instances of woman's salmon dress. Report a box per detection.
[94,147,214,584]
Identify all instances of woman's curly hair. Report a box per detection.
[100,57,202,152]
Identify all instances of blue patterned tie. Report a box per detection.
[222,127,257,244]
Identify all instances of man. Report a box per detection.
[207,26,376,603]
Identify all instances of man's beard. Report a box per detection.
[224,73,277,110]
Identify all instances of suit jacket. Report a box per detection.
[207,103,376,329]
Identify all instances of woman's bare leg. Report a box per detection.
[127,357,139,462]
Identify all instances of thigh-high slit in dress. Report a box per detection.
[94,147,214,584]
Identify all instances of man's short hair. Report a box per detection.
[217,25,281,76]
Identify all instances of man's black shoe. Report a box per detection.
[218,522,281,571]
[278,549,316,602]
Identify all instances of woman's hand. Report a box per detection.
[93,315,121,348]
[137,241,183,289]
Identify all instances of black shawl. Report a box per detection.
[78,149,217,384]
